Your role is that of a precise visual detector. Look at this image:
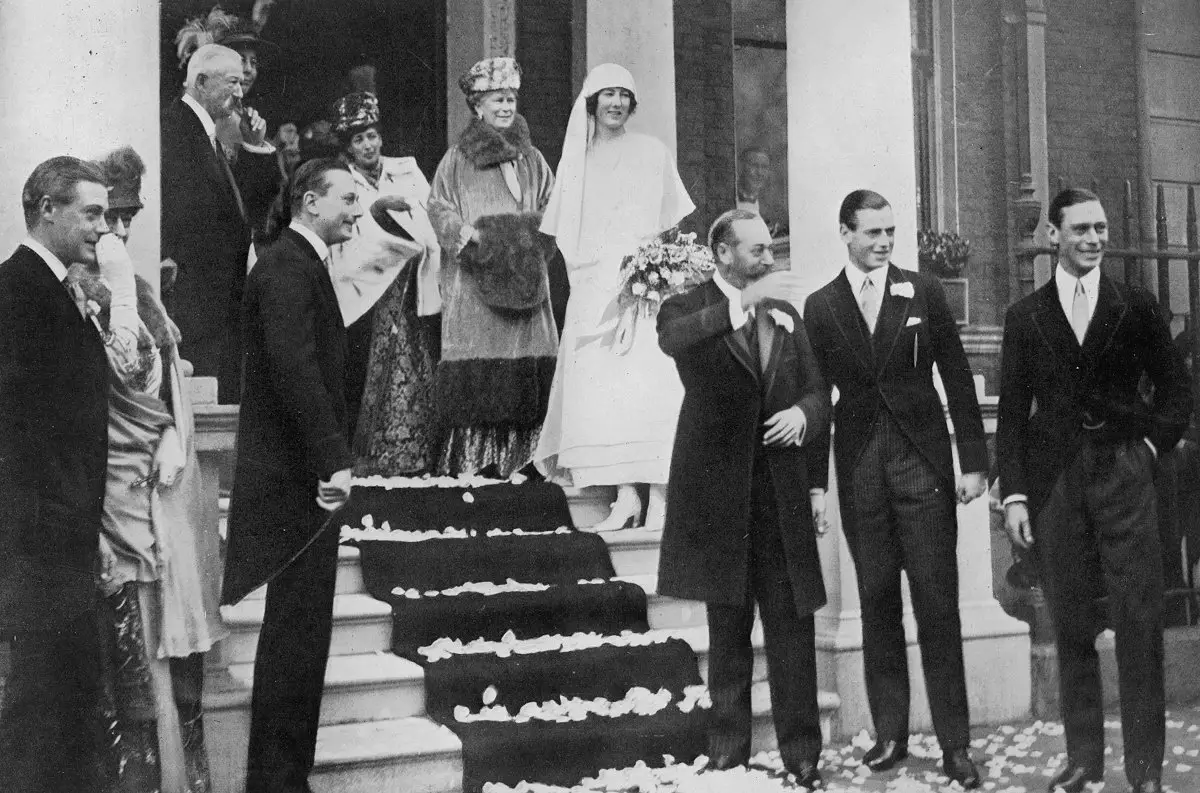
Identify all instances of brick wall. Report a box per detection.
[673,0,736,236]
[1044,0,1142,248]
[517,0,576,169]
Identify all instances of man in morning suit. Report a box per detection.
[161,42,278,403]
[221,158,362,793]
[657,210,831,789]
[804,189,987,789]
[0,157,111,792]
[997,188,1191,793]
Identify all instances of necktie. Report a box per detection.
[859,276,881,334]
[214,138,247,221]
[743,310,761,367]
[1070,279,1089,344]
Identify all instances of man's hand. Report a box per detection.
[153,427,186,489]
[810,489,829,536]
[241,106,270,148]
[1004,501,1034,550]
[741,270,803,310]
[160,258,178,292]
[955,471,987,504]
[763,405,806,447]
[317,468,353,512]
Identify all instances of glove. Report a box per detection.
[96,234,138,337]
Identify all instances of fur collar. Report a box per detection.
[457,114,533,168]
[67,264,181,349]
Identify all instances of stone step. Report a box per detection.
[299,684,840,793]
[241,544,364,601]
[220,573,705,666]
[601,526,664,576]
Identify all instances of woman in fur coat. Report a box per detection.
[427,57,558,477]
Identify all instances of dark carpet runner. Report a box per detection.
[341,482,707,791]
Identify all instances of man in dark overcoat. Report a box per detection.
[803,189,987,789]
[657,210,830,789]
[222,158,362,793]
[161,42,278,402]
[0,157,111,792]
[998,188,1191,793]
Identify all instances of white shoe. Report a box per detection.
[587,487,642,532]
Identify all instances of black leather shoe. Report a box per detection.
[863,739,909,771]
[942,748,982,789]
[1129,780,1162,793]
[1047,764,1102,792]
[787,761,823,789]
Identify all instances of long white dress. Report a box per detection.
[535,131,694,486]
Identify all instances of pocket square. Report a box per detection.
[906,317,923,327]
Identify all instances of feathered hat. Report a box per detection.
[331,92,381,139]
[175,6,278,70]
[458,57,522,96]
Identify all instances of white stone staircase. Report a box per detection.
[2,488,840,793]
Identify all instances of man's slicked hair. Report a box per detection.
[1047,187,1102,228]
[838,189,890,230]
[708,208,760,255]
[288,157,349,215]
[21,156,107,230]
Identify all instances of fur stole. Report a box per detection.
[459,213,554,313]
[66,264,182,349]
[457,114,534,168]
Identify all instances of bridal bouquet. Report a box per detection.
[617,228,715,316]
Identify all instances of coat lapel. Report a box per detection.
[822,271,874,373]
[1080,275,1127,362]
[1030,280,1082,369]
[761,303,786,397]
[873,264,913,375]
[711,281,760,383]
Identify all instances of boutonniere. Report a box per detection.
[767,308,794,333]
[890,281,914,299]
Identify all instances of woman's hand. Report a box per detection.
[97,534,120,595]
[153,427,186,489]
[613,306,637,355]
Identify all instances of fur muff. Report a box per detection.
[457,114,534,168]
[459,212,554,313]
[436,355,556,428]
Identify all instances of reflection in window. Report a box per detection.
[733,0,788,238]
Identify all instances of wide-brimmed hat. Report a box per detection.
[332,92,380,138]
[458,57,522,96]
[215,16,280,58]
[175,6,279,69]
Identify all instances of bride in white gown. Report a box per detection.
[535,63,695,531]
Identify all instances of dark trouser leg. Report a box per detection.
[1088,440,1165,785]
[705,598,755,764]
[0,611,102,793]
[171,653,213,793]
[845,419,909,741]
[747,464,821,770]
[882,421,970,750]
[245,524,340,793]
[1037,447,1107,769]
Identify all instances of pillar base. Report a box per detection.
[817,599,1031,740]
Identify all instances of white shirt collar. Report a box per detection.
[1054,263,1101,324]
[21,236,68,282]
[712,269,740,301]
[844,262,887,295]
[289,221,330,262]
[182,93,217,142]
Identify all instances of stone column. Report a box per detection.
[445,0,517,145]
[0,0,160,284]
[786,0,1030,737]
[586,0,677,153]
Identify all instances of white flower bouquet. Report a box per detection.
[617,228,715,317]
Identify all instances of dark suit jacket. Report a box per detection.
[161,98,275,399]
[0,245,108,631]
[997,273,1192,517]
[655,279,830,615]
[804,264,988,491]
[222,228,355,604]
